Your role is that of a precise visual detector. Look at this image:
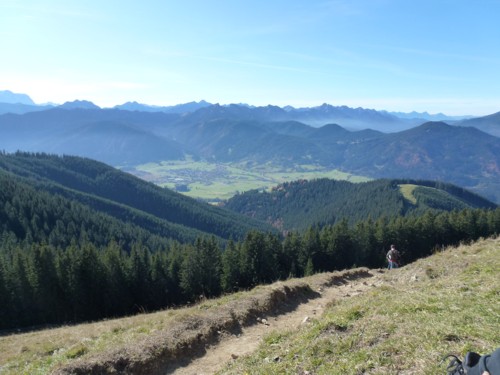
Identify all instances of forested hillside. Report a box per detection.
[1,200,499,330]
[224,178,497,231]
[0,171,178,249]
[0,152,271,242]
[1,153,499,331]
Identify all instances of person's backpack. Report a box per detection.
[388,249,401,264]
[444,347,500,374]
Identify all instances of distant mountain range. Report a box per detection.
[1,89,498,135]
[0,90,35,105]
[114,100,212,113]
[1,90,499,202]
[457,112,500,137]
[385,110,473,121]
[1,104,499,202]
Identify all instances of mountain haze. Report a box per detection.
[114,100,211,113]
[0,90,35,105]
[0,108,182,164]
[457,111,500,137]
[1,104,499,202]
[59,100,101,110]
[340,122,500,202]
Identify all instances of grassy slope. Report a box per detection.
[399,183,418,204]
[221,237,500,374]
[0,237,498,374]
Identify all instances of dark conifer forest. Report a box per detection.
[224,178,496,231]
[0,152,499,330]
[1,206,499,330]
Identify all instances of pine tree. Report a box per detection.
[302,227,322,273]
[180,242,204,301]
[238,231,269,288]
[8,248,33,327]
[330,218,354,270]
[282,232,302,278]
[150,250,171,309]
[198,237,222,297]
[304,257,314,276]
[353,219,380,268]
[101,241,131,316]
[221,240,241,292]
[27,244,63,324]
[127,243,152,313]
[0,254,11,328]
[166,243,185,304]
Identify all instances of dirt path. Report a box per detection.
[170,271,384,375]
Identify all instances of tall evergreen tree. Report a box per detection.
[198,237,222,297]
[0,254,11,327]
[150,250,172,309]
[127,243,152,312]
[282,232,302,278]
[101,241,131,316]
[330,218,354,270]
[7,248,33,327]
[221,240,241,292]
[238,231,270,288]
[165,243,184,304]
[27,244,63,324]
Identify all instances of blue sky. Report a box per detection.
[1,0,499,115]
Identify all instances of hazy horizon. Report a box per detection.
[1,1,499,116]
[0,89,481,118]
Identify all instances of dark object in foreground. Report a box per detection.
[444,347,500,374]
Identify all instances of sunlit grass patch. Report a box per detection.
[399,183,418,204]
[219,237,500,374]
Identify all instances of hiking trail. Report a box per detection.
[167,269,387,374]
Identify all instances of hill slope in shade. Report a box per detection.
[42,120,186,165]
[0,152,272,244]
[0,169,193,248]
[223,178,497,231]
[0,108,183,165]
[457,111,500,137]
[341,122,500,202]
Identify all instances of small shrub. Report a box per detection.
[425,266,439,279]
[65,344,88,359]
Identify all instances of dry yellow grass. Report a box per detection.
[0,238,498,374]
[220,236,500,374]
[2,271,360,374]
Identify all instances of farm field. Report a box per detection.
[125,159,370,202]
